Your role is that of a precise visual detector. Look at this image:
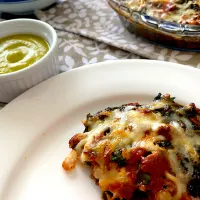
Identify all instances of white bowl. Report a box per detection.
[0,0,57,14]
[0,19,59,103]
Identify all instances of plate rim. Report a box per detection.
[2,59,199,107]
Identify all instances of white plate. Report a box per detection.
[0,0,57,14]
[0,60,200,200]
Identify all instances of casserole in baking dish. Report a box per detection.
[107,0,200,50]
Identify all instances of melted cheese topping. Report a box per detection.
[126,0,200,24]
[63,96,200,200]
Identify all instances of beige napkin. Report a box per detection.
[35,0,200,68]
[54,30,140,71]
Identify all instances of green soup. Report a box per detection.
[0,34,49,74]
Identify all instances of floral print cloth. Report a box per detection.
[35,0,200,69]
[53,30,140,72]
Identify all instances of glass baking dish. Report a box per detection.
[107,0,200,51]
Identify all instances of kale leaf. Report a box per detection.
[111,149,126,167]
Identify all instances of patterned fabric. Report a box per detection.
[56,31,140,72]
[35,0,200,68]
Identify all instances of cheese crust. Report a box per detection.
[126,0,200,25]
[63,94,200,200]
